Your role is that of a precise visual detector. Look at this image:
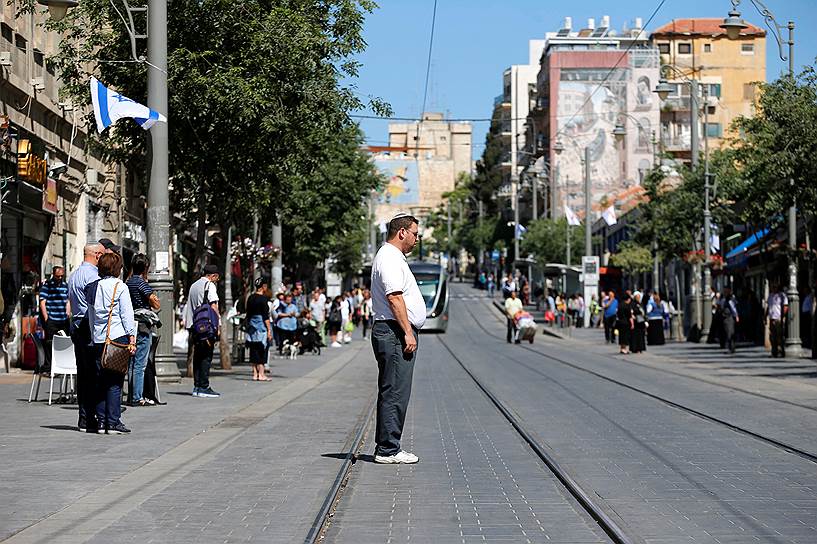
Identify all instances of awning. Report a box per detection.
[726,228,770,262]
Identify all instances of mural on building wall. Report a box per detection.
[373,158,420,206]
[558,68,627,208]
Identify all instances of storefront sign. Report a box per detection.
[17,139,47,186]
[42,177,57,214]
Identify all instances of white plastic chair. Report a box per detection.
[48,334,77,405]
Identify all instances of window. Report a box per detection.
[678,43,692,55]
[705,123,723,138]
[14,34,26,53]
[741,43,755,54]
[1,24,12,43]
[33,49,43,67]
[707,84,721,98]
[704,43,712,53]
[657,43,670,54]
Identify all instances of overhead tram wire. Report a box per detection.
[352,106,671,124]
[415,0,439,158]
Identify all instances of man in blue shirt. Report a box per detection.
[39,266,70,359]
[67,243,103,432]
[603,290,619,344]
[274,294,298,355]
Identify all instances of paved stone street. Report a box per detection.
[2,284,817,543]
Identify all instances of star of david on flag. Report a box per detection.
[90,77,167,134]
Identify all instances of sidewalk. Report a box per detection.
[0,340,375,543]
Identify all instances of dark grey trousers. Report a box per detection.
[371,320,418,456]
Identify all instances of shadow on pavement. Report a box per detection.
[40,425,80,432]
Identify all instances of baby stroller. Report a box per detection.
[514,311,537,344]
[297,322,324,355]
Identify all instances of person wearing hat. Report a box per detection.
[183,264,221,397]
[245,277,272,381]
[98,238,121,254]
[369,212,425,464]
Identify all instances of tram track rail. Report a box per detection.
[465,296,817,466]
[436,333,636,544]
[305,395,376,544]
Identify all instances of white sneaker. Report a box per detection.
[331,341,343,347]
[374,450,419,464]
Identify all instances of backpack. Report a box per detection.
[191,282,219,343]
[328,304,341,323]
[720,296,734,319]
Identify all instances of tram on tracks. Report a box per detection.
[409,261,449,332]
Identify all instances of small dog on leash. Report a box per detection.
[282,340,300,359]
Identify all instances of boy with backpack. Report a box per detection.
[183,264,221,398]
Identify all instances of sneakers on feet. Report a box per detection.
[196,387,221,398]
[77,418,86,432]
[374,450,419,464]
[107,422,131,434]
[331,341,342,347]
[192,387,200,397]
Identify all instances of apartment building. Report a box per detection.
[650,18,766,162]
[529,15,660,218]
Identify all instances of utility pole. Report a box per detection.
[551,164,559,220]
[583,145,592,328]
[701,84,713,340]
[145,0,177,379]
[477,199,484,268]
[512,174,519,264]
[532,172,538,221]
[785,21,802,357]
[272,222,282,289]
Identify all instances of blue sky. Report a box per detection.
[351,0,817,158]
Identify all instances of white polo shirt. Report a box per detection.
[371,242,426,329]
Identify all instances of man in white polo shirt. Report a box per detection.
[370,212,425,464]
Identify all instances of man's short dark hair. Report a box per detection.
[98,253,123,279]
[130,253,150,276]
[203,264,219,276]
[52,266,64,275]
[388,214,418,238]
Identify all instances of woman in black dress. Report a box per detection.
[616,293,633,354]
[630,293,647,354]
[245,277,272,381]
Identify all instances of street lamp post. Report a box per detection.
[721,0,800,357]
[655,67,706,337]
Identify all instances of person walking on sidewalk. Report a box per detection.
[361,289,373,339]
[766,283,788,358]
[616,292,633,354]
[68,243,103,432]
[370,212,425,464]
[183,264,221,398]
[720,286,739,354]
[603,291,618,343]
[504,290,523,344]
[646,292,665,346]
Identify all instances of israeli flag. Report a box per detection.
[90,77,167,134]
[515,223,527,240]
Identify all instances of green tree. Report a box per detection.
[609,241,653,276]
[26,0,389,272]
[520,218,585,266]
[716,66,817,228]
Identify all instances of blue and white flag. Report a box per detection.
[515,223,527,240]
[90,77,167,134]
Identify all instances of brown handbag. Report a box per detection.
[100,281,132,374]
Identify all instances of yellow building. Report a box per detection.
[651,18,766,161]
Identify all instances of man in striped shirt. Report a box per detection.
[40,266,70,358]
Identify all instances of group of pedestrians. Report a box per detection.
[65,239,165,435]
[600,290,673,355]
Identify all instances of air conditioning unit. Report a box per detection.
[30,77,45,91]
[0,52,10,67]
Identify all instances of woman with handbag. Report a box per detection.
[88,253,136,434]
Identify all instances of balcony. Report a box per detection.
[493,94,510,109]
